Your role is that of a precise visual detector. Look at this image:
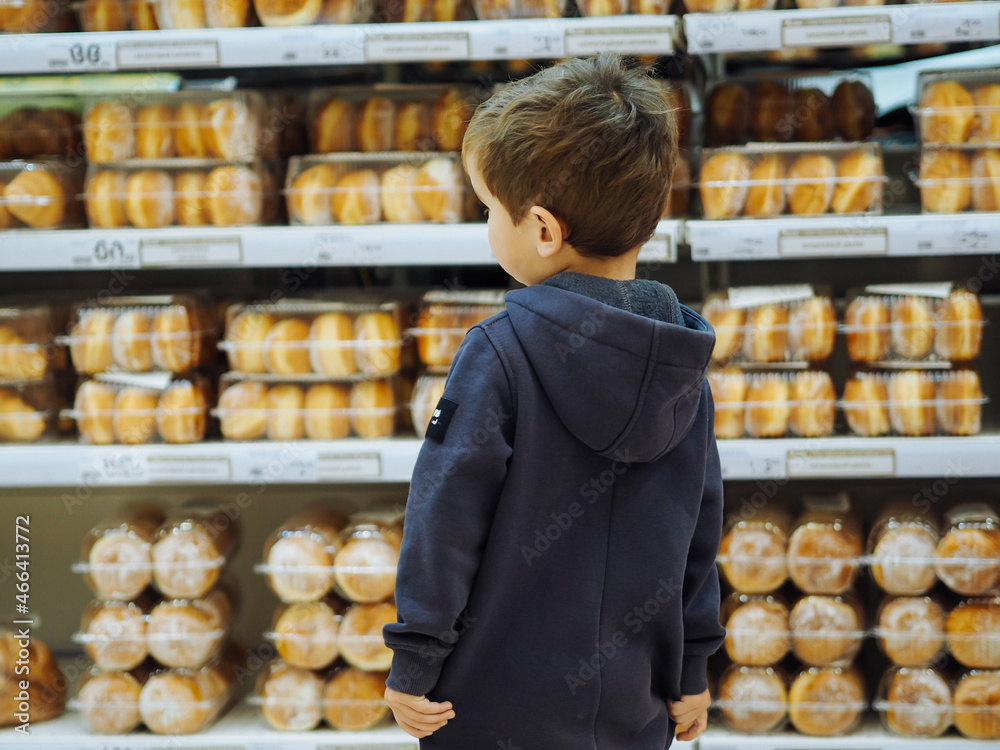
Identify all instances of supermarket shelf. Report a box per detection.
[0,701,418,748]
[685,2,1000,54]
[0,220,679,271]
[0,434,998,487]
[686,213,1000,262]
[0,16,680,76]
[700,719,996,749]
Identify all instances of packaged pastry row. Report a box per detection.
[916,147,1000,213]
[409,289,505,368]
[0,160,85,230]
[698,143,885,219]
[222,300,402,377]
[253,659,390,732]
[259,509,401,604]
[84,162,282,229]
[710,368,986,439]
[706,283,984,365]
[0,377,61,443]
[0,97,81,159]
[0,631,67,728]
[721,501,1000,598]
[73,641,245,735]
[715,664,866,737]
[78,504,240,601]
[0,302,70,380]
[76,584,237,670]
[878,594,1000,669]
[875,666,1000,739]
[913,69,1000,146]
[0,0,75,32]
[705,73,875,146]
[286,154,470,226]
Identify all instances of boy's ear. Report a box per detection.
[529,205,565,259]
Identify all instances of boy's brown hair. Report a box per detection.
[463,53,678,258]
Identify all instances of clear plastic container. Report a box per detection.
[705,71,874,146]
[789,593,865,667]
[708,370,837,440]
[250,659,390,731]
[715,664,789,734]
[76,505,166,601]
[946,597,1000,669]
[916,147,1000,213]
[61,293,218,375]
[840,370,987,438]
[473,0,566,18]
[410,290,506,368]
[717,508,789,594]
[702,285,836,364]
[83,160,276,229]
[266,595,345,670]
[307,84,477,154]
[74,665,151,734]
[258,508,348,604]
[786,496,863,595]
[698,142,885,220]
[953,669,1000,739]
[787,665,866,737]
[683,0,778,10]
[935,503,1000,596]
[82,92,270,163]
[410,372,446,439]
[149,503,240,600]
[65,373,212,445]
[221,299,403,378]
[876,594,947,667]
[285,153,468,226]
[332,518,401,604]
[374,0,472,22]
[843,284,984,363]
[868,503,940,595]
[337,601,396,671]
[214,374,398,441]
[74,0,160,29]
[76,596,155,671]
[152,0,252,28]
[722,592,791,666]
[913,69,1000,147]
[875,666,953,737]
[0,97,81,159]
[0,377,58,443]
[0,303,59,380]
[0,159,84,229]
[0,0,73,32]
[253,0,371,26]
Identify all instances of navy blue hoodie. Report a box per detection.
[385,274,726,749]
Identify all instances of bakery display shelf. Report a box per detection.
[0,434,998,486]
[0,15,680,76]
[700,717,997,750]
[0,700,417,748]
[686,213,1000,262]
[685,1,1000,55]
[0,221,678,271]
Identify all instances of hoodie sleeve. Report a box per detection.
[384,326,514,696]
[679,385,726,696]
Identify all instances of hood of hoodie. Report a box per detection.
[505,285,715,463]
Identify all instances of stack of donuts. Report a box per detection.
[60,294,218,445]
[81,92,282,229]
[73,503,244,735]
[715,495,1000,739]
[215,299,404,441]
[253,507,402,731]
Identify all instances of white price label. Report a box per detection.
[365,33,470,62]
[80,453,148,486]
[787,449,896,478]
[116,39,220,69]
[146,456,232,483]
[564,27,675,56]
[727,284,815,309]
[781,15,891,48]
[638,234,673,263]
[48,41,116,71]
[317,452,382,480]
[72,238,140,268]
[139,237,243,267]
[314,233,385,265]
[864,282,954,299]
[915,221,1000,255]
[899,10,995,43]
[779,228,888,258]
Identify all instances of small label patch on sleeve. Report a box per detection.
[425,398,459,442]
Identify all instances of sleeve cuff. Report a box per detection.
[385,648,445,696]
[679,653,710,695]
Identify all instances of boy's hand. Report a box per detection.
[668,689,711,742]
[384,686,455,738]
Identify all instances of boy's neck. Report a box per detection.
[552,247,641,281]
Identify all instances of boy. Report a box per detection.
[383,53,725,749]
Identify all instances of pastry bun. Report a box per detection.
[334,523,401,603]
[272,597,342,670]
[699,152,750,219]
[919,149,972,213]
[218,380,268,441]
[946,597,1000,669]
[790,594,863,666]
[788,666,865,737]
[322,667,390,730]
[264,508,347,603]
[877,595,946,667]
[954,669,1000,739]
[884,666,953,737]
[338,602,396,671]
[717,665,787,734]
[786,508,862,595]
[723,594,791,666]
[842,373,890,437]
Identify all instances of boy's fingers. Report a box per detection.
[418,698,454,711]
[394,703,455,725]
[676,716,706,741]
[395,700,455,720]
[670,708,701,726]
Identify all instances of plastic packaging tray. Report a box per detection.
[374,0,472,22]
[473,0,566,19]
[0,159,84,229]
[0,376,58,443]
[152,0,252,29]
[253,0,371,26]
[0,0,74,32]
[0,96,81,159]
[73,0,160,30]
[913,69,1000,147]
[953,668,1000,739]
[714,664,789,734]
[916,147,1000,213]
[683,0,777,11]
[874,666,954,737]
[709,370,838,439]
[409,289,506,368]
[0,302,60,380]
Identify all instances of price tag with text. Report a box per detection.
[139,237,243,267]
[787,449,896,478]
[317,452,382,480]
[47,40,116,71]
[146,455,232,483]
[564,27,675,56]
[116,39,220,69]
[67,236,141,269]
[782,15,891,48]
[365,33,470,62]
[896,6,997,43]
[79,453,148,486]
[779,228,888,258]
